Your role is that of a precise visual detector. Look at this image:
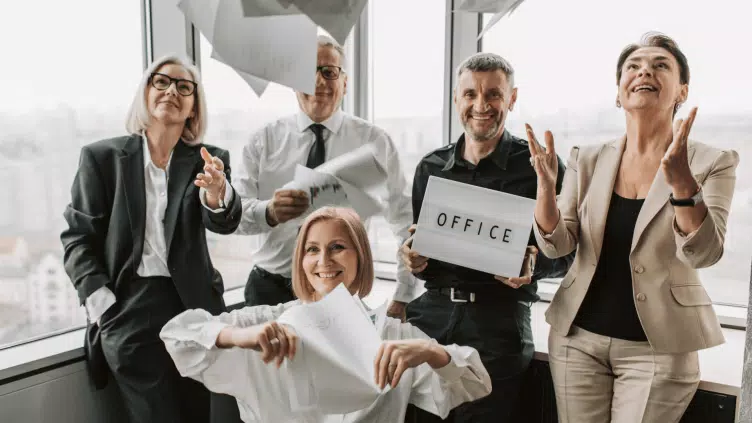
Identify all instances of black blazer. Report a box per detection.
[61,134,241,315]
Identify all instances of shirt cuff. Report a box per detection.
[393,281,415,303]
[253,199,274,228]
[432,344,471,383]
[85,286,116,324]
[197,321,232,350]
[200,185,234,213]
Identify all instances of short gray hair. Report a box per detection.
[125,54,208,145]
[456,52,515,88]
[317,34,346,69]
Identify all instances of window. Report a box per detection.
[481,0,752,307]
[368,0,447,263]
[0,0,143,349]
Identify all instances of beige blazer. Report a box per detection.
[534,137,739,353]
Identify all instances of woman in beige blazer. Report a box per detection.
[526,32,739,423]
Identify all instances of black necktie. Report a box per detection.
[306,123,326,169]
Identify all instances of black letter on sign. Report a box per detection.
[464,219,473,232]
[490,225,499,239]
[451,215,460,229]
[437,213,447,226]
[477,222,483,235]
[503,228,512,243]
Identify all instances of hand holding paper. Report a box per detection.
[400,224,428,274]
[216,321,298,367]
[494,245,538,289]
[267,189,310,225]
[374,339,449,389]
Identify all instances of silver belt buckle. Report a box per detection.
[450,287,475,303]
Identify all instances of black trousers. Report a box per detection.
[99,276,210,423]
[404,290,534,423]
[244,265,295,306]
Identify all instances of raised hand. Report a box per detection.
[266,189,310,226]
[525,124,558,193]
[400,224,428,274]
[374,338,449,389]
[195,147,227,207]
[662,107,699,195]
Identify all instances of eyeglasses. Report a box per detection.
[316,66,343,81]
[149,72,197,96]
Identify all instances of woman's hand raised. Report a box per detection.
[216,322,298,367]
[525,124,558,194]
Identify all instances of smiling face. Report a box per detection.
[146,63,196,126]
[296,45,347,122]
[617,46,688,115]
[302,219,360,298]
[454,69,517,143]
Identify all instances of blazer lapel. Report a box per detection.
[120,135,146,259]
[164,141,199,256]
[587,137,625,260]
[631,142,697,252]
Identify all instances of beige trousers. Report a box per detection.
[548,326,700,423]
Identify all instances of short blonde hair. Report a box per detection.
[292,207,374,302]
[125,54,208,145]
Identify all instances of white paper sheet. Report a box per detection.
[178,0,319,95]
[283,165,383,219]
[210,49,271,97]
[475,0,525,39]
[315,144,387,192]
[411,175,535,277]
[240,0,368,45]
[278,284,388,413]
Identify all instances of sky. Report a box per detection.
[0,0,749,120]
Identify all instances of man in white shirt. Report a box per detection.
[234,35,415,311]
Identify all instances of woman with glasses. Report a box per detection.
[61,54,241,423]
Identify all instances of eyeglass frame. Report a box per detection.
[149,72,197,96]
[316,66,345,81]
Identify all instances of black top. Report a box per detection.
[411,130,574,303]
[573,192,648,341]
[60,135,242,314]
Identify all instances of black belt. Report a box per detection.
[430,287,531,306]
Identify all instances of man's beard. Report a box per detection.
[463,117,502,142]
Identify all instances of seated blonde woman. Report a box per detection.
[160,207,491,422]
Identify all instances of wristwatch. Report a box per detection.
[669,185,703,207]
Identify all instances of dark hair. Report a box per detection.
[616,32,690,85]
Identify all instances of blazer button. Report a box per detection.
[634,265,644,274]
[636,293,647,301]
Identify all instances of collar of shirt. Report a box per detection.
[295,109,345,135]
[141,132,174,172]
[442,129,513,172]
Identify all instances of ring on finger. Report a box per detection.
[529,157,535,166]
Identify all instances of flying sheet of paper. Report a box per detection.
[456,0,518,13]
[315,144,387,192]
[240,0,368,45]
[178,0,221,42]
[210,49,271,97]
[283,165,383,219]
[183,0,317,95]
[476,0,525,39]
[278,284,389,413]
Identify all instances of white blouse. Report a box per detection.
[160,301,492,422]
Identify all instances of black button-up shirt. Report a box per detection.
[412,129,573,303]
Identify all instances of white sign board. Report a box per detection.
[411,176,535,277]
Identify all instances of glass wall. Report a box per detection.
[0,0,144,348]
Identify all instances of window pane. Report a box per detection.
[482,0,752,306]
[369,0,446,263]
[0,1,143,349]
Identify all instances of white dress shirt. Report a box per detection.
[160,299,492,423]
[85,135,234,323]
[233,110,416,302]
